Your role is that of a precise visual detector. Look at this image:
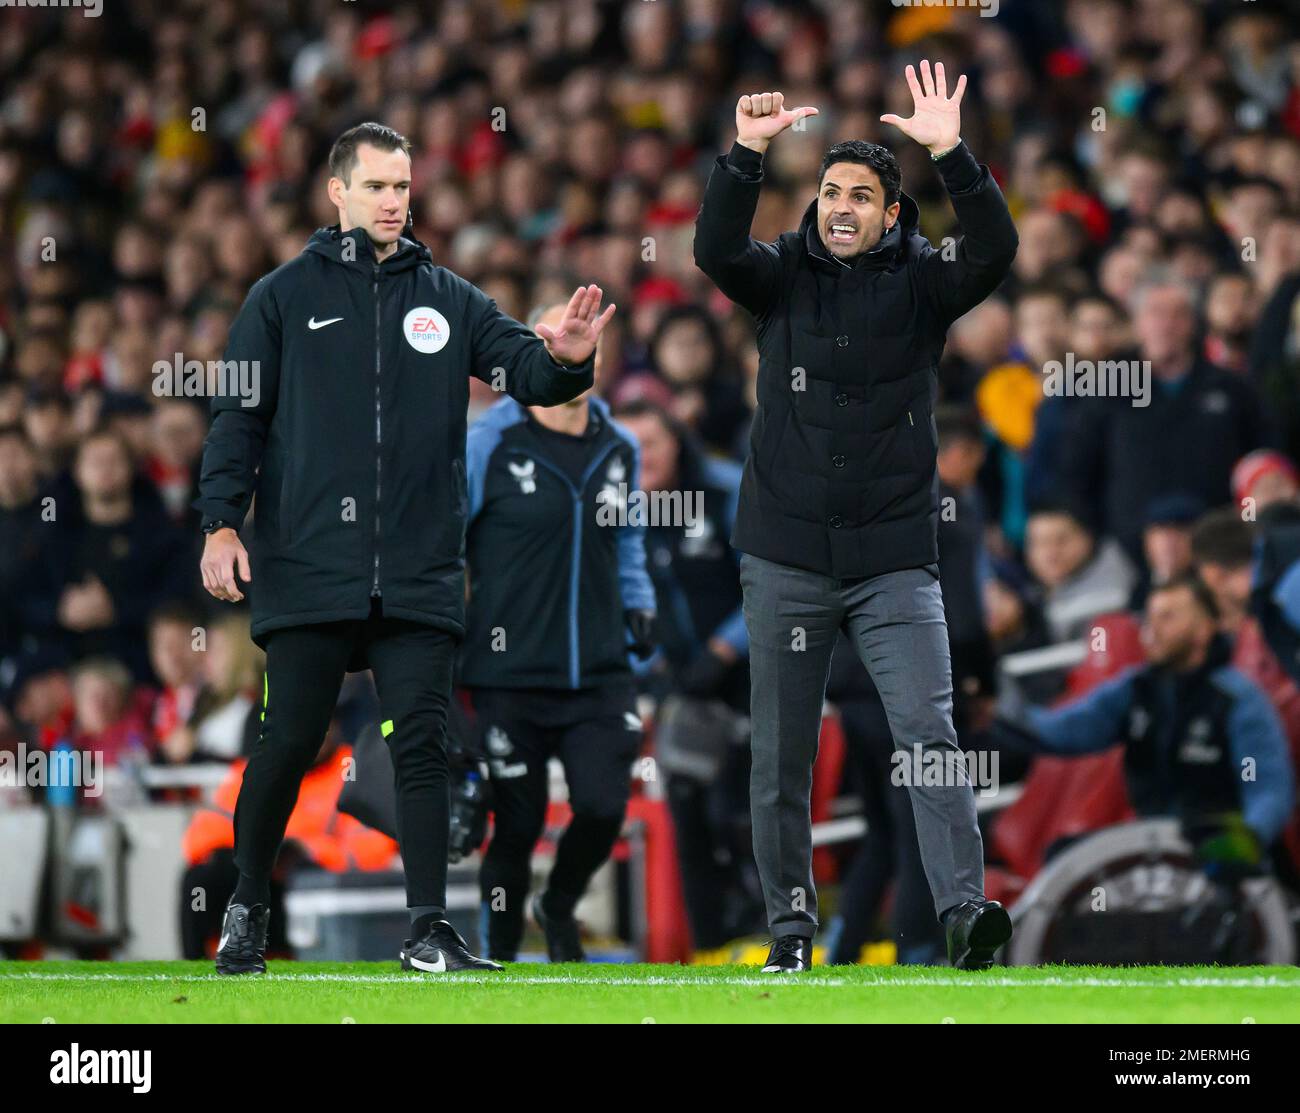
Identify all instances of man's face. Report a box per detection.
[329,143,411,248]
[1136,285,1196,368]
[1025,513,1092,588]
[1143,585,1213,668]
[1071,300,1122,360]
[817,161,900,260]
[0,434,37,503]
[1196,559,1252,621]
[149,620,200,689]
[1142,524,1192,583]
[1016,294,1069,367]
[74,435,132,501]
[620,413,678,493]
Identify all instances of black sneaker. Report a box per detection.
[761,935,812,972]
[944,899,1013,970]
[531,893,585,962]
[215,902,269,975]
[400,920,503,973]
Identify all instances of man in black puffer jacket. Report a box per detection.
[193,123,614,975]
[694,62,1018,971]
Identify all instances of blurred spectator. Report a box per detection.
[17,426,197,682]
[1131,492,1205,609]
[934,405,996,723]
[0,425,44,664]
[1010,575,1295,876]
[1231,448,1300,514]
[1024,501,1136,642]
[48,657,155,807]
[1061,275,1275,559]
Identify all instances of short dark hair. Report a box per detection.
[1027,497,1097,536]
[610,398,687,444]
[1190,507,1254,570]
[329,123,411,187]
[934,405,983,449]
[818,140,901,208]
[1151,571,1220,623]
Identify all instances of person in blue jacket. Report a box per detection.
[1013,573,1294,864]
[461,303,655,963]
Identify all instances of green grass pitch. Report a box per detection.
[3,962,1299,1023]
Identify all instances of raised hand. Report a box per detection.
[536,284,616,367]
[735,91,819,154]
[879,60,965,156]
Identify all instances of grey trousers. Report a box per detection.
[739,552,985,939]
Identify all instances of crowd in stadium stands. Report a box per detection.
[3,0,1300,959]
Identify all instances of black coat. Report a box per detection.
[194,227,594,646]
[693,140,1018,578]
[1060,355,1274,557]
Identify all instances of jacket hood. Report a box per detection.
[305,225,433,273]
[798,188,920,272]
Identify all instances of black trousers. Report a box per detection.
[232,599,456,908]
[471,684,640,960]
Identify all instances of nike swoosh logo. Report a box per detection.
[410,950,447,973]
[308,316,344,330]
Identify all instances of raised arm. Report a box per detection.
[693,92,817,316]
[882,61,1018,326]
[470,283,613,406]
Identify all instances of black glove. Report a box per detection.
[624,609,656,660]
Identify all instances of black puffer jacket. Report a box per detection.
[693,140,1017,578]
[194,226,594,646]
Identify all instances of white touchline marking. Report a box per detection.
[3,972,1299,989]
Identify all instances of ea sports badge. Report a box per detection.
[403,306,451,354]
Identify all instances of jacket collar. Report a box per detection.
[304,225,432,273]
[487,393,608,440]
[798,189,920,273]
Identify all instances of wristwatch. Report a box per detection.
[202,519,233,535]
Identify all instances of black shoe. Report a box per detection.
[215,902,269,975]
[400,920,503,973]
[762,935,812,972]
[945,899,1012,970]
[532,893,586,962]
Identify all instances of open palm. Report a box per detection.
[536,284,616,366]
[880,60,965,153]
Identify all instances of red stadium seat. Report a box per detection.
[992,612,1142,879]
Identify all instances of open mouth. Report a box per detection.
[828,222,858,245]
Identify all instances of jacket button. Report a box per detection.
[836,335,850,348]
[835,392,849,406]
[832,454,846,468]
[829,515,843,528]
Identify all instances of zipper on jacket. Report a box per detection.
[527,439,620,689]
[372,263,382,597]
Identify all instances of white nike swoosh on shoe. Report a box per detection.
[409,950,447,973]
[218,932,229,952]
[308,316,344,330]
